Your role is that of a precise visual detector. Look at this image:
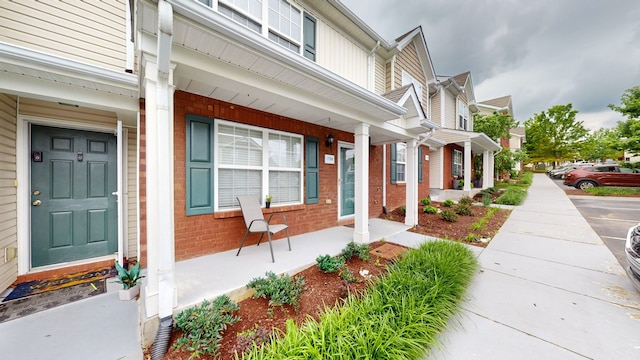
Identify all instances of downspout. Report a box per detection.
[382,145,387,214]
[390,55,396,90]
[151,1,174,359]
[125,0,134,72]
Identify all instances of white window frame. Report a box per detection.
[458,99,468,130]
[396,142,407,183]
[453,149,463,178]
[214,119,304,210]
[217,0,263,33]
[401,71,423,103]
[268,0,302,54]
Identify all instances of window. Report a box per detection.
[186,117,303,214]
[452,149,463,178]
[268,0,301,53]
[219,2,262,33]
[396,143,406,182]
[401,71,423,102]
[458,100,468,130]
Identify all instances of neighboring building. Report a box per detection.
[477,95,526,172]
[428,72,501,196]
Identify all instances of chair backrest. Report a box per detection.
[237,196,265,228]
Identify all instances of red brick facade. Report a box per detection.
[139,91,432,262]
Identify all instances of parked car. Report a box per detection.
[563,164,640,189]
[548,164,587,179]
[625,223,640,292]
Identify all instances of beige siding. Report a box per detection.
[126,129,138,259]
[395,42,425,90]
[374,57,385,95]
[385,62,392,93]
[429,147,442,188]
[19,98,117,127]
[444,94,457,129]
[431,93,442,126]
[316,20,368,88]
[0,0,127,71]
[0,94,17,292]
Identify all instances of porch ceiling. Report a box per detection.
[432,128,501,153]
[140,0,419,144]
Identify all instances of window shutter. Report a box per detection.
[418,146,423,183]
[303,13,316,61]
[186,115,215,215]
[305,136,319,204]
[451,148,456,177]
[390,144,397,184]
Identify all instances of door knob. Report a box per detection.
[32,200,42,206]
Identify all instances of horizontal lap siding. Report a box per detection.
[374,57,385,95]
[0,94,17,292]
[19,98,117,127]
[0,0,127,71]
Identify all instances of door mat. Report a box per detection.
[0,280,106,324]
[3,265,116,301]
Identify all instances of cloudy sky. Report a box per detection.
[340,0,640,130]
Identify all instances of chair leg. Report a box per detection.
[285,227,291,251]
[257,233,265,246]
[266,231,275,263]
[237,229,250,256]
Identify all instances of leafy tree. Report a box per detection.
[473,112,518,142]
[609,86,640,155]
[578,128,622,161]
[523,104,589,163]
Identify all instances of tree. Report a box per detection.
[578,128,622,161]
[609,86,640,156]
[473,112,518,142]
[523,104,589,163]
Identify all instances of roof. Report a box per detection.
[510,127,526,136]
[382,84,413,103]
[479,95,512,109]
[451,72,470,88]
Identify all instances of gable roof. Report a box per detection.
[478,95,514,116]
[392,26,437,84]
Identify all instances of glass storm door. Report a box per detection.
[339,144,355,217]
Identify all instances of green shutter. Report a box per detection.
[303,13,316,61]
[186,115,215,215]
[390,143,397,184]
[305,137,319,204]
[418,146,423,183]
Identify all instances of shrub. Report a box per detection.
[173,295,240,358]
[247,271,306,308]
[423,205,438,214]
[340,241,371,261]
[520,171,533,185]
[338,268,358,283]
[400,205,406,215]
[454,203,473,216]
[316,254,345,273]
[440,209,458,222]
[420,197,431,206]
[442,199,454,207]
[482,193,492,206]
[458,196,474,206]
[496,187,527,205]
[233,325,273,357]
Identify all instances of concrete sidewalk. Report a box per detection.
[426,174,640,359]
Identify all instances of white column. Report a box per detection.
[488,152,495,187]
[353,123,370,243]
[405,139,418,227]
[463,141,471,191]
[482,150,490,188]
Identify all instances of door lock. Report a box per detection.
[32,200,42,206]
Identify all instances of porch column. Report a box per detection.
[353,123,370,243]
[488,151,495,187]
[482,150,490,188]
[463,141,471,191]
[405,139,418,226]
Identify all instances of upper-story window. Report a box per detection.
[458,100,468,130]
[218,2,262,33]
[402,71,423,102]
[268,0,301,52]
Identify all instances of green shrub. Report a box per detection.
[442,199,454,207]
[454,203,473,216]
[458,196,474,206]
[400,205,406,215]
[233,325,273,357]
[482,193,492,206]
[440,209,458,222]
[338,268,358,283]
[340,241,371,261]
[423,205,438,214]
[496,187,527,205]
[520,171,533,185]
[247,271,306,308]
[420,197,431,206]
[173,295,240,358]
[316,255,345,273]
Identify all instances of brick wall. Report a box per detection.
[383,144,430,213]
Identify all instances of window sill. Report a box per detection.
[213,204,306,219]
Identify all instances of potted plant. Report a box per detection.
[115,260,144,301]
[265,195,272,208]
[473,172,483,188]
[452,176,461,190]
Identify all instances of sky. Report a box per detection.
[340,0,640,130]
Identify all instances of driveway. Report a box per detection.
[552,178,640,266]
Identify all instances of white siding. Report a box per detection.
[316,20,368,88]
[429,147,442,188]
[126,130,138,259]
[0,0,127,72]
[0,94,17,292]
[444,94,457,129]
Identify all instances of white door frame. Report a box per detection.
[337,141,355,220]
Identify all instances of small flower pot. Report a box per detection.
[119,284,140,301]
[265,202,271,209]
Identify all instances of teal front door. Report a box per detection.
[31,125,118,267]
[339,145,355,217]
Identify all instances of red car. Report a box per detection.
[563,165,640,189]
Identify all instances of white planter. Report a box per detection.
[118,284,140,301]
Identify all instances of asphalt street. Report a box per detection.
[552,178,640,267]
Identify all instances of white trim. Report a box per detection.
[116,121,124,266]
[16,114,124,275]
[337,141,355,221]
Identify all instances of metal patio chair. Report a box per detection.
[236,195,291,262]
